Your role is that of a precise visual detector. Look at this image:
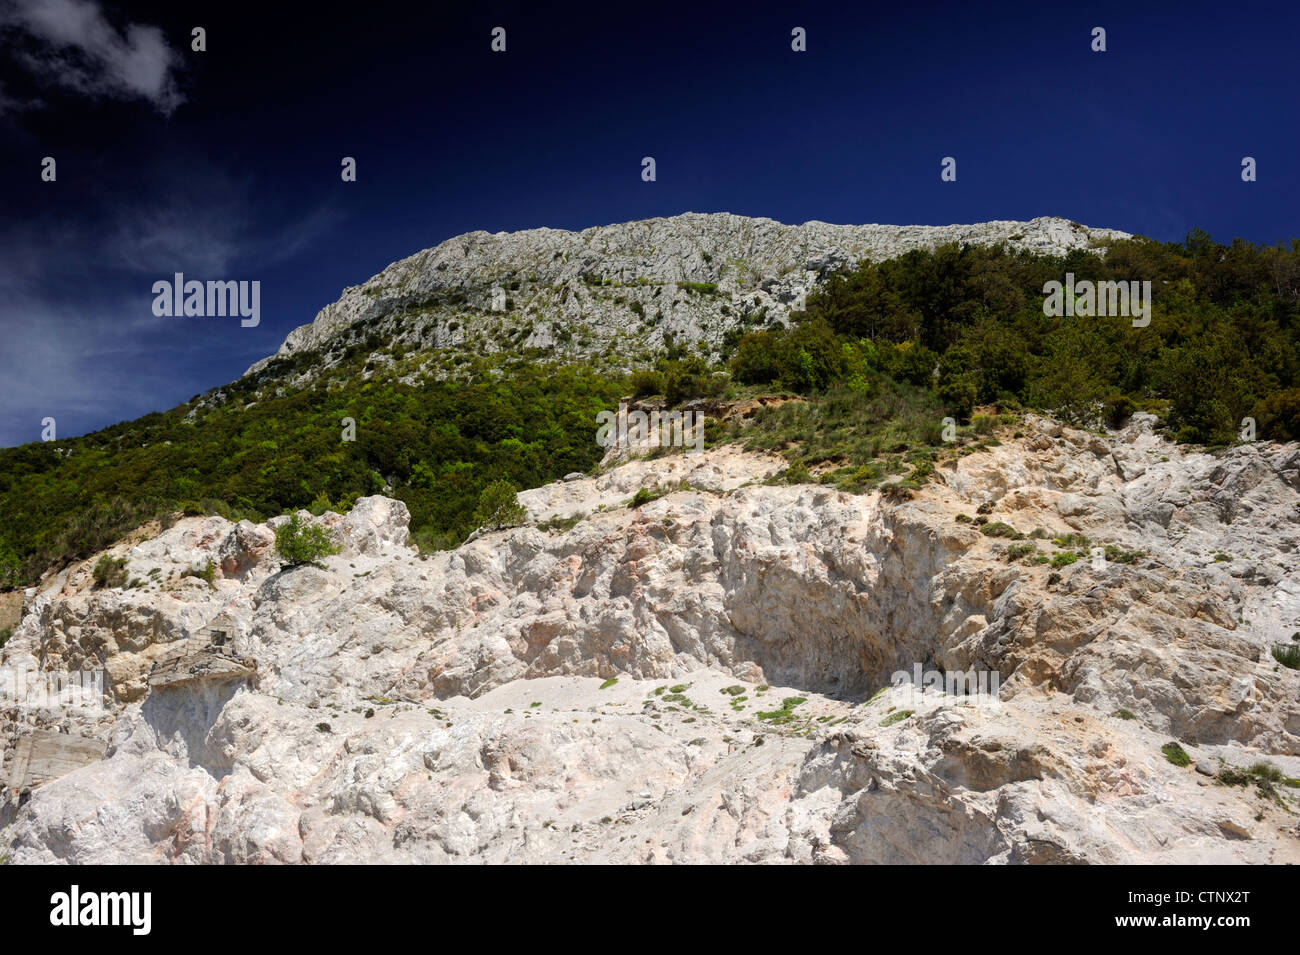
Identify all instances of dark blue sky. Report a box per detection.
[1,0,1297,447]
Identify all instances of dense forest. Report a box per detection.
[736,230,1300,442]
[2,228,1298,590]
[0,353,624,587]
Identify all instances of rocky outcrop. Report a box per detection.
[2,415,1298,863]
[241,213,1128,385]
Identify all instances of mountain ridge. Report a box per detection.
[244,212,1130,382]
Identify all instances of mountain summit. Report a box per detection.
[246,213,1129,381]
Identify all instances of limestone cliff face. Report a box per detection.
[3,415,1298,863]
[241,213,1128,385]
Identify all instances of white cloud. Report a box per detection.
[111,190,250,275]
[0,285,176,447]
[1,0,184,115]
[0,172,341,445]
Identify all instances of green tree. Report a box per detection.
[879,340,939,388]
[274,512,340,567]
[471,480,527,531]
[1253,388,1300,441]
[0,541,20,590]
[730,330,784,386]
[729,319,844,394]
[628,369,666,398]
[660,355,726,405]
[782,319,845,393]
[937,371,979,420]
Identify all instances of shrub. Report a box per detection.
[412,528,462,553]
[274,512,340,567]
[0,543,20,590]
[1253,388,1300,441]
[937,372,978,420]
[629,369,665,398]
[0,356,625,588]
[756,696,807,724]
[91,555,128,588]
[1103,545,1145,565]
[879,341,939,388]
[1217,762,1297,793]
[1161,742,1191,767]
[1271,643,1300,670]
[782,321,847,394]
[729,319,845,394]
[1006,542,1037,561]
[730,330,785,386]
[981,522,1022,539]
[536,512,585,534]
[1102,393,1136,429]
[629,485,673,508]
[59,497,164,565]
[781,460,812,485]
[470,480,527,531]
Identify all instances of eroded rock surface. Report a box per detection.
[3,415,1299,863]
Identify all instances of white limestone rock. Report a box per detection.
[4,422,1300,864]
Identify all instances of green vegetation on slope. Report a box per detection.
[733,231,1300,444]
[3,228,1299,590]
[0,351,625,585]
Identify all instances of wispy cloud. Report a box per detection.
[0,164,342,446]
[106,162,342,274]
[109,171,252,275]
[0,0,184,115]
[0,276,180,446]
